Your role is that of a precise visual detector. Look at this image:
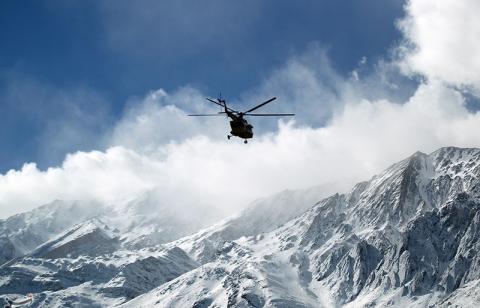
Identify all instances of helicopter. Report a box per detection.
[188,96,294,143]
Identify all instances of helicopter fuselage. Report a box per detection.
[226,112,253,139]
[229,118,253,139]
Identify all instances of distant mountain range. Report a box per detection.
[1,147,480,307]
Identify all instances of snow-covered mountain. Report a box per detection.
[0,200,104,265]
[2,147,480,307]
[123,147,480,307]
[0,191,223,267]
[0,244,197,307]
[0,167,335,306]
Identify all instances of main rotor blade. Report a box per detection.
[188,114,224,116]
[205,98,237,112]
[243,97,277,114]
[244,113,295,116]
[206,98,224,107]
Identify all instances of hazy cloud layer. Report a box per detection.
[1,0,480,218]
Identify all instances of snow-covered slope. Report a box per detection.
[0,190,223,266]
[169,184,339,264]
[30,219,120,259]
[125,147,480,307]
[0,245,197,307]
[0,200,104,265]
[102,191,225,249]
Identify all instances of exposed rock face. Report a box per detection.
[0,237,16,265]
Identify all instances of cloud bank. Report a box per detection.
[1,0,480,219]
[398,0,480,90]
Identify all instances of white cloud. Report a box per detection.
[0,148,155,218]
[398,0,480,90]
[107,87,227,153]
[240,47,348,127]
[2,79,480,219]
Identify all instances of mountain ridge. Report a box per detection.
[124,146,480,307]
[1,146,480,307]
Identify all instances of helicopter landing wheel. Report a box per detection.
[244,140,248,144]
[227,135,231,140]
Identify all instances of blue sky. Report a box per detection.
[0,1,406,172]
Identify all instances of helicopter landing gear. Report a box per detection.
[227,135,231,140]
[244,140,248,144]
